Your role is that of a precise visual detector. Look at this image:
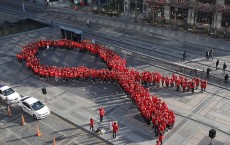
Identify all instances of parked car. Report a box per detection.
[0,85,21,104]
[18,96,50,120]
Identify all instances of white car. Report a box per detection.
[18,96,50,120]
[0,85,21,104]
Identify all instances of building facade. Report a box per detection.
[124,0,230,31]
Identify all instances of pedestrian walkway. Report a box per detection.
[0,27,230,145]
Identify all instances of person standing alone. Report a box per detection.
[90,118,94,132]
[216,59,219,70]
[223,62,227,74]
[99,107,105,123]
[112,122,119,138]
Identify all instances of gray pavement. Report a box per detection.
[1,1,230,144]
[0,26,230,145]
[0,102,108,145]
[1,0,230,86]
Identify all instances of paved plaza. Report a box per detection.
[0,1,230,144]
[0,26,229,145]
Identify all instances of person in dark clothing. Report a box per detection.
[206,51,209,60]
[223,62,227,74]
[209,49,213,60]
[216,59,219,70]
[207,67,211,78]
[183,50,187,61]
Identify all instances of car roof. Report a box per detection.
[23,97,38,105]
[0,86,10,91]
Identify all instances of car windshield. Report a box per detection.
[3,88,15,96]
[31,101,44,111]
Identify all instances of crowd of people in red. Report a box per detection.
[17,39,208,144]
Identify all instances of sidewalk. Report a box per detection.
[55,4,230,51]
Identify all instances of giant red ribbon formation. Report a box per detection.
[17,39,207,141]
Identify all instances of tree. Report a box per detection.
[146,0,156,24]
[188,0,199,31]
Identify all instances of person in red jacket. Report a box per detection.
[159,133,164,145]
[156,140,161,145]
[90,118,94,132]
[203,80,207,92]
[99,107,105,123]
[182,82,186,92]
[112,122,119,138]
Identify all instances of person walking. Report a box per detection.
[112,122,119,138]
[158,133,164,145]
[205,51,209,60]
[223,62,227,74]
[99,107,105,123]
[216,59,219,70]
[90,118,94,132]
[209,49,213,60]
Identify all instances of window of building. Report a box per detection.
[197,11,213,24]
[222,14,230,27]
[171,7,188,20]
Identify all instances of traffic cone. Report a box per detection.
[36,125,42,137]
[21,115,26,126]
[53,137,56,145]
[7,106,13,117]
